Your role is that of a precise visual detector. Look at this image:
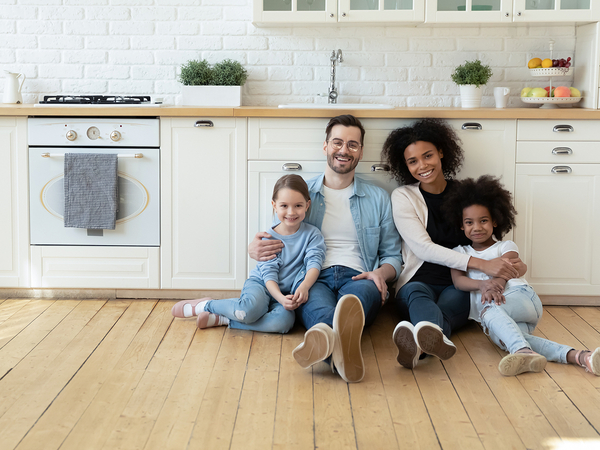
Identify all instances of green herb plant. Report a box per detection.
[179,59,248,86]
[451,60,493,87]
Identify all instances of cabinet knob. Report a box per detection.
[551,166,572,174]
[371,164,390,172]
[329,13,334,18]
[552,147,573,155]
[282,163,302,171]
[341,12,346,17]
[195,120,214,127]
[504,12,509,17]
[517,11,522,16]
[461,122,482,130]
[553,124,574,133]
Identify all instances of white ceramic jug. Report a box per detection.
[4,71,26,104]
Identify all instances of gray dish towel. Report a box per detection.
[63,153,119,230]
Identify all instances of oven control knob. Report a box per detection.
[110,131,122,142]
[66,130,77,141]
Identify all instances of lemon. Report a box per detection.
[541,58,553,68]
[528,58,542,69]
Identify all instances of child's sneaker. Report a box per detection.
[575,348,600,376]
[499,348,547,376]
[196,311,229,329]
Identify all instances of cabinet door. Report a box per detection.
[513,0,599,22]
[161,118,247,289]
[338,0,424,22]
[247,160,398,274]
[426,0,513,23]
[253,0,337,24]
[514,164,600,296]
[0,118,28,287]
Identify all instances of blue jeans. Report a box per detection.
[205,277,295,334]
[397,281,470,338]
[297,266,382,330]
[481,285,572,363]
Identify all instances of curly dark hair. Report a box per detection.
[381,118,464,185]
[443,175,516,241]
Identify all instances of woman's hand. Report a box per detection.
[248,232,284,262]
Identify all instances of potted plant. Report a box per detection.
[451,59,493,108]
[179,58,248,107]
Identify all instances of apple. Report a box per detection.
[554,86,571,98]
[527,88,548,98]
[543,86,555,97]
[569,87,581,97]
[520,87,532,97]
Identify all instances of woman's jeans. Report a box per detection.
[397,281,470,338]
[480,285,571,363]
[205,277,295,334]
[297,266,382,330]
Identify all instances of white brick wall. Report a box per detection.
[0,0,577,107]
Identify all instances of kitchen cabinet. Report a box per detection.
[514,120,600,298]
[0,117,28,287]
[253,0,424,24]
[247,117,516,273]
[161,117,247,289]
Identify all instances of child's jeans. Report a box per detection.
[205,277,295,334]
[481,285,571,363]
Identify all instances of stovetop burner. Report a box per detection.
[39,95,152,105]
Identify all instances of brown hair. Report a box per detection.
[325,114,366,146]
[272,174,311,203]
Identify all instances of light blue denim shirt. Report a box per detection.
[305,173,403,281]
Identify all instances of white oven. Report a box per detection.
[28,117,160,246]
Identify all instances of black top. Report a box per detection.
[410,180,470,286]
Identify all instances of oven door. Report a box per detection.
[29,147,160,246]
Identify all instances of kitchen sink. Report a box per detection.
[278,103,394,109]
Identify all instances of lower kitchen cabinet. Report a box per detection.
[0,117,28,287]
[161,117,247,289]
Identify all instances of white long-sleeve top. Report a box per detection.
[391,183,470,291]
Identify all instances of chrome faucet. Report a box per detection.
[328,49,343,104]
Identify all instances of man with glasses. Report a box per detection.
[249,114,402,382]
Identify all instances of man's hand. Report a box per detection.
[248,232,284,262]
[352,270,388,304]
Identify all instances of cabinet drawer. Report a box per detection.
[517,120,599,141]
[517,142,600,164]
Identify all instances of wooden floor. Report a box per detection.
[1,299,600,450]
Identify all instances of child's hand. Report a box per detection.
[292,285,310,306]
[279,294,298,311]
[481,290,505,305]
[479,278,504,294]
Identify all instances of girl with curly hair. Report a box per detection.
[445,175,599,377]
[381,118,525,370]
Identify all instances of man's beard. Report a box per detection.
[327,152,359,174]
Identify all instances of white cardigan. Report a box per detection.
[391,183,470,291]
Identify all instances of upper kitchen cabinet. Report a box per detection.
[0,117,28,287]
[161,117,247,290]
[427,0,598,23]
[253,0,424,24]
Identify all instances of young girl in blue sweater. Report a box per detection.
[445,175,599,377]
[171,174,326,334]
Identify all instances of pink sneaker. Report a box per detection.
[575,348,600,376]
[196,311,228,329]
[171,298,211,318]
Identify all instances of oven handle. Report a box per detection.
[41,152,144,158]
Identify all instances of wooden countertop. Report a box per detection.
[2,104,600,119]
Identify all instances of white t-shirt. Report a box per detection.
[453,240,528,322]
[320,183,365,273]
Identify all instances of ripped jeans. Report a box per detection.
[204,277,295,334]
[480,285,571,363]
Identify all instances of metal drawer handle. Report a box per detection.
[461,123,482,130]
[42,152,143,158]
[195,120,214,127]
[282,163,302,171]
[552,147,573,155]
[553,125,574,133]
[551,166,572,174]
[371,164,390,172]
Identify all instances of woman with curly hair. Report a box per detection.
[445,175,599,377]
[381,118,525,370]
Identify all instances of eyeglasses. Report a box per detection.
[327,138,362,153]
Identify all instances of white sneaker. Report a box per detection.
[392,321,421,369]
[414,321,456,361]
[498,350,547,376]
[331,294,365,383]
[292,323,335,369]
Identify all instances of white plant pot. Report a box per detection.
[181,85,242,107]
[459,84,483,109]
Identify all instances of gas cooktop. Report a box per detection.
[36,95,161,107]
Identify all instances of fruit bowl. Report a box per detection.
[521,97,582,108]
[529,68,571,76]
